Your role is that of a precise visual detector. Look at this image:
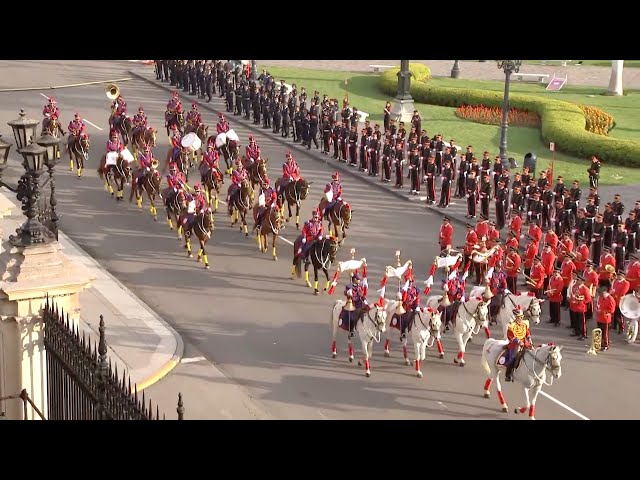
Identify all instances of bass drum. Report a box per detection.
[181,132,202,153]
[121,148,135,163]
[215,133,227,148]
[226,129,239,143]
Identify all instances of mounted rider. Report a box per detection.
[166,92,182,113]
[279,152,300,196]
[488,265,508,321]
[132,106,148,137]
[135,144,155,187]
[68,113,88,142]
[216,113,230,134]
[255,176,278,230]
[185,102,202,128]
[111,95,127,131]
[341,272,369,338]
[443,270,465,331]
[179,183,209,229]
[43,97,60,120]
[227,158,247,203]
[106,129,124,155]
[321,172,343,219]
[245,135,261,164]
[503,306,532,382]
[200,141,222,183]
[399,277,421,339]
[297,208,324,259]
[169,124,184,161]
[166,163,188,195]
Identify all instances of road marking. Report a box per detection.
[318,410,328,419]
[0,77,133,93]
[39,92,103,131]
[437,401,448,409]
[539,391,590,420]
[218,199,294,246]
[181,356,206,364]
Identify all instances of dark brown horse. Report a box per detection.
[183,209,215,269]
[67,135,90,177]
[252,204,284,261]
[129,161,163,220]
[292,236,339,295]
[98,153,132,201]
[207,134,239,175]
[41,117,65,140]
[165,111,184,136]
[109,114,133,147]
[199,163,223,212]
[228,178,252,236]
[327,200,352,244]
[244,156,269,192]
[184,123,208,164]
[165,147,191,182]
[131,127,157,160]
[275,177,311,229]
[164,188,188,238]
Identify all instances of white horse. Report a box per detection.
[381,298,442,378]
[446,296,490,367]
[481,339,563,420]
[470,286,543,339]
[330,301,388,377]
[381,295,446,361]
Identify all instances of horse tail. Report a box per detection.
[481,338,496,375]
[294,252,302,278]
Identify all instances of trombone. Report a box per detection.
[518,268,539,288]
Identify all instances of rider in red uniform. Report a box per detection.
[166,163,187,193]
[321,172,343,219]
[68,113,87,140]
[132,106,148,137]
[135,144,154,186]
[399,278,421,339]
[169,124,183,161]
[227,159,247,202]
[185,102,202,128]
[245,135,261,163]
[341,273,369,338]
[298,208,324,259]
[106,130,124,154]
[200,142,222,183]
[179,183,209,229]
[504,307,533,381]
[166,92,182,112]
[255,176,278,230]
[43,97,60,120]
[216,113,230,134]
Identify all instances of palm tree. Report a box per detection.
[606,60,624,96]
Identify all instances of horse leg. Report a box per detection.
[242,211,248,236]
[184,235,193,258]
[200,241,210,270]
[304,261,311,288]
[149,193,157,220]
[436,335,445,359]
[331,309,338,358]
[415,337,424,378]
[313,266,320,295]
[323,267,331,293]
[384,334,391,357]
[453,331,467,366]
[524,386,541,420]
[272,233,277,261]
[117,178,124,201]
[166,208,174,230]
[347,336,354,363]
[286,202,291,223]
[357,339,372,377]
[295,203,300,230]
[515,388,532,418]
[492,371,509,413]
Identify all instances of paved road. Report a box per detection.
[0,61,638,419]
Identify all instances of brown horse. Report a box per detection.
[41,117,65,142]
[207,134,239,175]
[98,153,132,201]
[253,204,284,261]
[164,147,191,182]
[129,162,163,220]
[67,135,90,177]
[327,200,352,244]
[109,114,133,147]
[245,156,268,192]
[228,178,252,236]
[184,123,208,164]
[275,177,311,229]
[292,236,340,295]
[131,127,157,160]
[165,111,184,136]
[199,164,223,212]
[183,209,215,269]
[164,188,188,238]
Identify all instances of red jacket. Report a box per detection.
[541,250,556,276]
[528,224,542,245]
[544,231,559,254]
[599,253,616,281]
[216,121,230,134]
[464,230,478,255]
[626,260,640,291]
[569,283,592,313]
[611,278,630,305]
[487,228,500,249]
[574,244,590,272]
[439,223,454,248]
[559,238,574,257]
[561,259,576,287]
[475,221,489,239]
[524,243,537,268]
[506,252,521,277]
[302,220,323,243]
[506,236,519,251]
[547,275,564,302]
[510,216,522,236]
[597,293,617,324]
[529,263,546,290]
[584,269,599,295]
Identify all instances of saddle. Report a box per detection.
[496,346,525,369]
[448,301,461,326]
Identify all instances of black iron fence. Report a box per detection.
[42,298,184,420]
[0,389,46,420]
[37,167,59,241]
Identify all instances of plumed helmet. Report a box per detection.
[207,141,215,149]
[110,130,119,137]
[138,106,144,113]
[218,113,224,119]
[74,112,81,119]
[48,96,56,104]
[352,272,361,281]
[169,163,177,172]
[332,171,340,181]
[194,183,202,192]
[312,208,321,219]
[191,102,198,109]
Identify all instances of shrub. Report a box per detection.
[578,104,615,136]
[378,64,640,167]
[386,64,431,83]
[455,104,541,128]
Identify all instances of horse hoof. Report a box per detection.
[365,371,371,378]
[348,356,353,363]
[314,290,319,296]
[305,282,312,288]
[439,353,444,359]
[331,353,337,359]
[512,408,518,414]
[484,393,490,399]
[404,359,410,366]
[453,358,458,364]
[296,224,300,229]
[417,371,423,378]
[205,264,210,270]
[357,360,362,366]
[459,362,465,367]
[153,217,157,221]
[285,218,290,222]
[245,232,249,237]
[188,254,193,258]
[384,351,390,358]
[273,256,277,261]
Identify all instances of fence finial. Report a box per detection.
[177,393,185,420]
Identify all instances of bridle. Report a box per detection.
[505,294,540,322]
[360,307,386,343]
[523,345,562,387]
[314,238,336,269]
[461,299,488,334]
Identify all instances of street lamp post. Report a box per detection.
[391,60,415,123]
[1,109,58,247]
[451,60,460,78]
[35,132,62,239]
[251,60,257,81]
[496,60,522,164]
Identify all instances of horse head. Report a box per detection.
[204,208,215,230]
[368,304,387,334]
[297,178,310,200]
[327,236,339,263]
[472,297,490,328]
[148,128,157,147]
[342,202,352,229]
[545,343,563,379]
[425,306,442,333]
[525,296,543,325]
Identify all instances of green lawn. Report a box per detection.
[263,65,640,186]
[522,60,640,68]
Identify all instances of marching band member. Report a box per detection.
[509,208,523,239]
[297,208,324,260]
[216,113,230,134]
[611,270,630,334]
[43,96,60,120]
[166,91,182,113]
[506,247,521,293]
[523,236,538,280]
[439,217,454,251]
[598,246,616,289]
[547,269,564,326]
[135,144,154,187]
[185,102,202,127]
[584,260,599,321]
[504,307,533,382]
[169,124,183,161]
[569,272,592,340]
[626,253,640,291]
[68,113,87,140]
[106,130,124,154]
[475,214,489,240]
[255,176,278,231]
[132,106,148,137]
[320,172,342,219]
[560,252,576,308]
[342,272,369,339]
[574,237,590,273]
[438,158,453,207]
[200,142,222,183]
[541,243,556,291]
[544,228,559,257]
[245,135,261,163]
[463,223,478,272]
[528,255,546,298]
[596,286,615,351]
[227,158,247,203]
[400,278,421,339]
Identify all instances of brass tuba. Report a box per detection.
[587,328,602,355]
[105,83,120,100]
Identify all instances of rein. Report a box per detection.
[461,300,484,335]
[523,347,558,387]
[505,294,539,322]
[314,239,334,269]
[360,308,384,343]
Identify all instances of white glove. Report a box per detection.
[318,235,323,240]
[346,289,353,296]
[528,211,532,216]
[613,243,618,248]
[302,237,307,244]
[297,248,302,254]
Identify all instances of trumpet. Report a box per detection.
[543,288,557,295]
[518,268,538,287]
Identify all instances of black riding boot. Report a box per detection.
[505,363,514,382]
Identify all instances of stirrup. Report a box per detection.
[348,331,355,339]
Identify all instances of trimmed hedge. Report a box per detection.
[379,66,640,167]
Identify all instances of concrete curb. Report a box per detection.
[127,71,469,227]
[58,230,185,390]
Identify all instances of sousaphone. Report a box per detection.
[619,293,640,320]
[105,83,120,101]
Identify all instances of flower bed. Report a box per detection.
[578,104,615,136]
[455,104,541,128]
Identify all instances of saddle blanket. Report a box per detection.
[187,199,196,214]
[325,189,334,203]
[106,149,134,166]
[226,129,239,142]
